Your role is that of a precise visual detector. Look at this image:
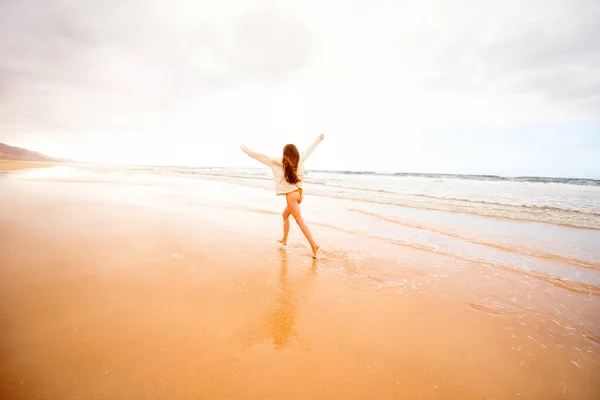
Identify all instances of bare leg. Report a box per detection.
[278,195,302,246]
[286,191,319,258]
[278,207,291,245]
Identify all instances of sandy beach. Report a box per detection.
[1,165,598,399]
[0,160,54,171]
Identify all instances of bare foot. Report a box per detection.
[277,239,287,246]
[311,244,320,259]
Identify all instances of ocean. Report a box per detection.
[152,167,600,230]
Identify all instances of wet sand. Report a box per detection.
[1,167,598,399]
[0,160,54,170]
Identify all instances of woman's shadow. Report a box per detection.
[242,247,317,349]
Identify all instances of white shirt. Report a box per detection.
[240,136,324,195]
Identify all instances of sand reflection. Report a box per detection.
[245,248,317,349]
[270,248,317,348]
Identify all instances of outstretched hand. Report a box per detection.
[319,133,325,140]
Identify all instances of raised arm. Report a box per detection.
[240,144,273,166]
[301,133,325,161]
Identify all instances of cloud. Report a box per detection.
[224,8,315,80]
[395,1,600,106]
[0,0,320,142]
[0,1,315,101]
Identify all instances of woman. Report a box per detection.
[240,133,325,258]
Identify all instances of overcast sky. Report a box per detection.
[1,0,599,177]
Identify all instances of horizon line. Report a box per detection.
[77,161,600,181]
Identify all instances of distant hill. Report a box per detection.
[0,142,66,162]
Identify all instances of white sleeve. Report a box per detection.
[240,145,274,166]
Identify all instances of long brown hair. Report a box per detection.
[282,144,300,184]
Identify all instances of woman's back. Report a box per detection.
[268,156,308,195]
